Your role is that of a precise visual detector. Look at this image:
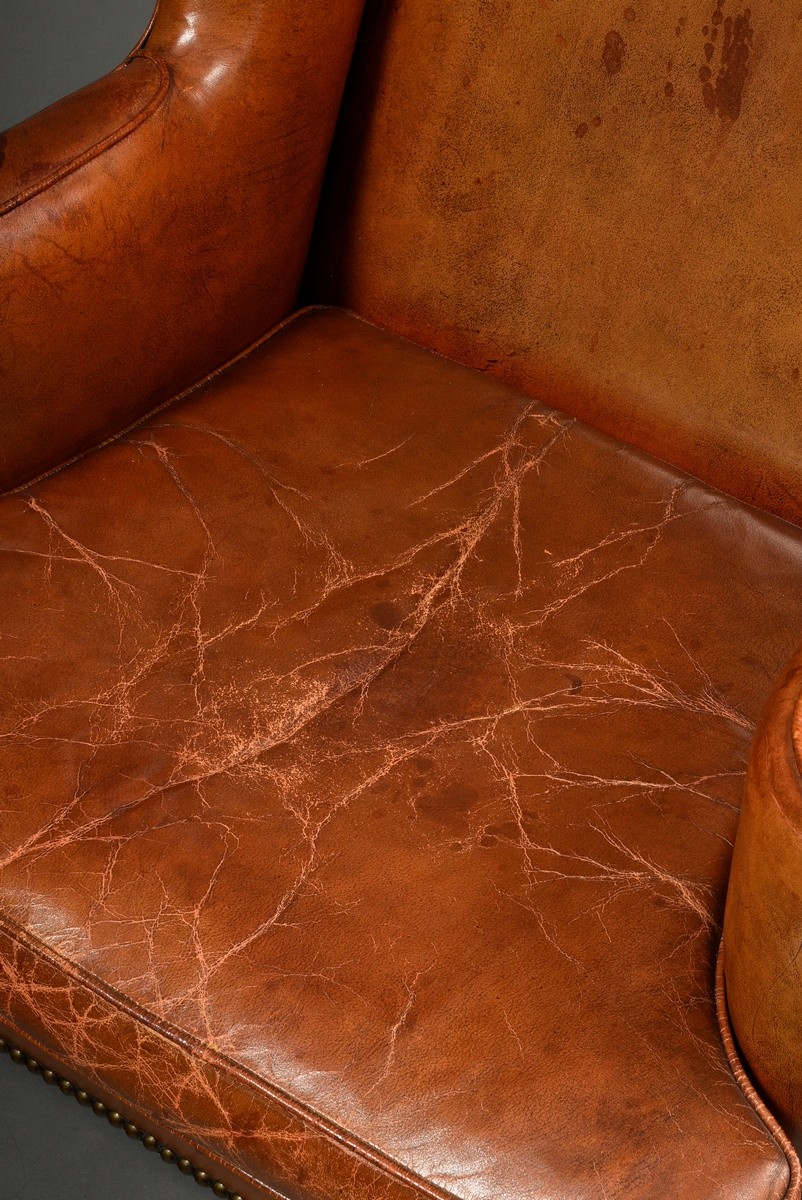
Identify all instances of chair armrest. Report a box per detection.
[724,647,802,1146]
[0,0,365,491]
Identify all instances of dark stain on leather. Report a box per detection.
[702,0,752,119]
[602,30,626,76]
[486,821,520,839]
[623,6,636,21]
[417,782,478,822]
[370,599,405,629]
[576,116,602,140]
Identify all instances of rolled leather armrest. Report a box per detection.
[724,646,802,1145]
[0,0,365,491]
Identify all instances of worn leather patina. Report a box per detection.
[2,2,802,1198]
[311,0,802,524]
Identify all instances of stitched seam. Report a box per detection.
[0,912,453,1200]
[786,667,802,781]
[716,939,801,1200]
[0,53,170,219]
[0,305,332,500]
[0,1014,283,1200]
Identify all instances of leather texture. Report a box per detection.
[1,307,800,1200]
[309,0,802,526]
[0,0,365,493]
[0,56,167,213]
[725,646,802,1146]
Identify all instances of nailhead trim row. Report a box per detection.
[0,1035,244,1199]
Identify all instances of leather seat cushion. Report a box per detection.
[0,307,799,1200]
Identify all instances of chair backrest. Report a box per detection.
[310,0,802,525]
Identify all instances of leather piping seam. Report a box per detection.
[0,51,170,219]
[0,306,329,500]
[0,1016,282,1200]
[0,912,457,1200]
[716,939,802,1200]
[786,670,802,784]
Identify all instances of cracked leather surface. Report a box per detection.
[0,307,800,1199]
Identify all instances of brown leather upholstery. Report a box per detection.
[1,308,801,1199]
[0,56,167,213]
[725,649,802,1145]
[0,0,364,492]
[5,0,802,1195]
[310,0,802,525]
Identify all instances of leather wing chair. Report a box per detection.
[2,2,802,1198]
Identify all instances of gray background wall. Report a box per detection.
[0,0,155,130]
